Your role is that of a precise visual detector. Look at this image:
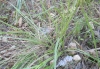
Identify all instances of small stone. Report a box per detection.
[73,55,81,61]
[68,42,77,49]
[50,13,55,17]
[50,60,54,65]
[44,54,50,60]
[68,42,77,55]
[88,49,96,57]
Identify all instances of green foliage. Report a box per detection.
[0,0,100,69]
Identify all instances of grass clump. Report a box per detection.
[0,0,100,69]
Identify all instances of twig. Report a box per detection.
[73,40,82,50]
[86,48,100,52]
